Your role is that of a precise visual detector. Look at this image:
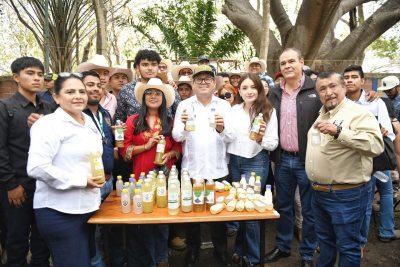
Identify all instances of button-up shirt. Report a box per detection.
[227,103,278,158]
[27,108,102,214]
[173,95,234,179]
[279,75,305,152]
[306,99,384,185]
[0,92,53,190]
[101,92,117,119]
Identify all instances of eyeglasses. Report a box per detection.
[58,72,83,79]
[193,77,214,84]
[144,89,163,96]
[219,92,232,99]
[179,70,193,76]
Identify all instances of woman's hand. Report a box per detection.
[160,151,178,165]
[145,135,161,150]
[87,176,105,188]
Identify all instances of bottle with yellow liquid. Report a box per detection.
[205,179,215,211]
[115,119,124,148]
[156,171,167,208]
[181,174,192,213]
[88,151,105,184]
[185,111,195,132]
[154,135,166,165]
[142,179,154,213]
[249,113,264,141]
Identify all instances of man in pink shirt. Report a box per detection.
[265,48,320,267]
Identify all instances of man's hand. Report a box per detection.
[27,113,43,128]
[365,90,379,102]
[215,114,224,133]
[8,185,27,208]
[381,127,389,137]
[87,176,105,188]
[315,121,337,136]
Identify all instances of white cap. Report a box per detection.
[377,76,400,91]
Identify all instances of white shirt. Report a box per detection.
[173,95,234,179]
[227,104,278,158]
[354,90,395,141]
[27,108,102,214]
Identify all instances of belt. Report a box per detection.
[282,150,299,157]
[311,182,365,192]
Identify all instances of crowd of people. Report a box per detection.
[0,47,400,267]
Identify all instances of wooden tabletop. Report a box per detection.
[88,191,280,224]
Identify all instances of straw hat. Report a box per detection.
[77,54,112,72]
[245,57,266,73]
[171,61,196,81]
[109,65,134,82]
[378,76,400,91]
[160,58,173,71]
[176,75,192,87]
[135,78,175,108]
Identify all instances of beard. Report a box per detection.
[87,98,100,106]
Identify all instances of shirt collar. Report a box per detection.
[352,89,366,105]
[55,107,89,126]
[15,91,44,108]
[280,73,305,93]
[319,98,348,117]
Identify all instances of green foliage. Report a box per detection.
[370,36,400,60]
[118,0,245,59]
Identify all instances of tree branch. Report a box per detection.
[270,0,292,42]
[324,0,400,61]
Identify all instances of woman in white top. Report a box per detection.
[27,73,104,267]
[226,73,278,265]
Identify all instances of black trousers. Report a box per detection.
[0,187,49,267]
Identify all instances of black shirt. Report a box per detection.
[0,91,53,190]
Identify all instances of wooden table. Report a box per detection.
[88,191,280,266]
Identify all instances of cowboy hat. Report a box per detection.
[171,61,196,81]
[76,54,112,72]
[160,58,173,71]
[245,57,266,74]
[176,75,192,87]
[109,65,134,82]
[135,78,175,108]
[228,69,243,78]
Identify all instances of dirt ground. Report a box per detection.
[168,213,400,267]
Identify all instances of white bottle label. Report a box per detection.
[181,190,192,206]
[251,121,261,133]
[205,190,214,204]
[168,192,179,209]
[157,186,166,196]
[156,143,165,153]
[142,192,153,202]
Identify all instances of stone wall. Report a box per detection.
[0,76,17,100]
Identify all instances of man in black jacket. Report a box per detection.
[264,48,320,267]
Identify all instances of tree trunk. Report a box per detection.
[93,0,107,56]
[259,0,270,67]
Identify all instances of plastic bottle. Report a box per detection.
[311,127,321,145]
[116,175,123,196]
[115,119,124,148]
[139,172,145,182]
[142,179,154,213]
[129,177,136,199]
[185,110,195,132]
[375,171,389,183]
[249,113,264,141]
[240,174,247,190]
[193,178,205,212]
[133,188,143,214]
[248,172,256,189]
[168,181,180,215]
[254,176,262,194]
[156,171,167,208]
[209,108,216,128]
[169,171,181,208]
[154,135,166,165]
[181,174,193,213]
[88,151,105,184]
[121,188,131,213]
[264,184,273,211]
[205,179,215,210]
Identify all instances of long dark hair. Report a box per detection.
[238,73,273,123]
[134,91,172,136]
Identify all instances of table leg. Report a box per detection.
[259,219,265,267]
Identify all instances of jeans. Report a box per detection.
[312,183,370,267]
[227,150,269,264]
[361,171,395,244]
[274,154,317,260]
[35,208,94,267]
[0,188,49,267]
[100,176,114,202]
[127,224,169,267]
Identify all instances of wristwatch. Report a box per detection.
[334,125,342,139]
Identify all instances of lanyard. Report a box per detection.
[92,110,105,139]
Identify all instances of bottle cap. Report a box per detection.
[117,175,122,179]
[251,172,256,176]
[122,188,128,193]
[266,184,272,189]
[124,182,129,186]
[129,178,134,183]
[256,176,261,180]
[159,171,164,174]
[134,189,140,194]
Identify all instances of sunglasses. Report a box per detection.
[58,72,83,79]
[44,73,58,81]
[219,92,232,99]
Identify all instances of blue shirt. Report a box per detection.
[83,106,114,174]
